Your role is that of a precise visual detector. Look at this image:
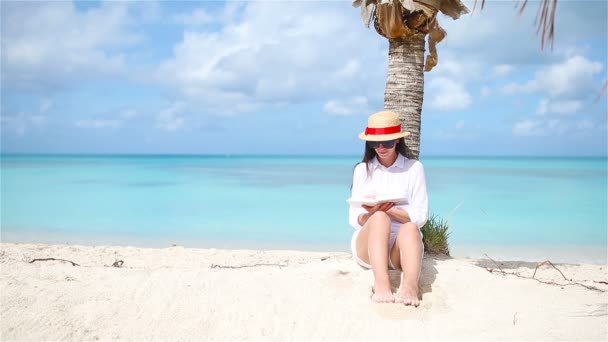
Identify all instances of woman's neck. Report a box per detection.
[377,152,398,168]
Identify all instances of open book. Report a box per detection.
[346,196,408,207]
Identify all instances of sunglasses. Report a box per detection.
[368,140,397,149]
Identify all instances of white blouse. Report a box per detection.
[348,153,429,231]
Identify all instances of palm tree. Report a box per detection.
[353,0,469,160]
[353,0,558,160]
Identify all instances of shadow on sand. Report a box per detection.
[386,253,445,299]
[472,259,559,270]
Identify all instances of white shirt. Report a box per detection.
[348,153,429,231]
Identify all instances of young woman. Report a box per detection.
[349,110,429,306]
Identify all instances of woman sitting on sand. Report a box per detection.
[349,110,429,306]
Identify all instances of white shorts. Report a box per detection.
[350,226,425,270]
[350,228,399,270]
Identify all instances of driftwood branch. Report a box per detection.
[104,251,125,268]
[483,254,606,293]
[532,260,567,279]
[28,256,125,268]
[29,258,79,266]
[102,259,126,268]
[484,253,506,273]
[210,262,288,269]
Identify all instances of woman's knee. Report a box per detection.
[397,222,421,242]
[366,212,391,234]
[367,211,390,225]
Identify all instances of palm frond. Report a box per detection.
[472,0,557,50]
[595,80,608,103]
[524,0,557,50]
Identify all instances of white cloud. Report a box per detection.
[173,8,212,26]
[536,99,584,116]
[323,96,369,116]
[156,103,185,132]
[76,119,122,129]
[512,117,596,137]
[500,83,521,96]
[1,112,47,135]
[39,99,53,113]
[427,77,472,111]
[430,55,484,82]
[431,0,607,121]
[333,60,361,79]
[433,120,478,140]
[538,56,603,98]
[121,109,138,119]
[535,99,549,115]
[493,64,514,77]
[138,1,161,23]
[28,115,46,125]
[441,1,607,64]
[74,108,139,129]
[576,119,595,131]
[1,1,142,90]
[500,55,604,98]
[156,2,385,115]
[513,119,546,136]
[480,86,491,96]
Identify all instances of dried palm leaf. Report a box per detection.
[375,0,413,38]
[353,0,377,28]
[425,17,447,71]
[355,0,468,71]
[416,0,469,19]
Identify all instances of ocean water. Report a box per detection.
[1,155,606,263]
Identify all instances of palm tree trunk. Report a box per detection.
[384,34,426,160]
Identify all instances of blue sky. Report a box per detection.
[1,0,606,156]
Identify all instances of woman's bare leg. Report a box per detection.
[356,211,394,303]
[390,222,423,307]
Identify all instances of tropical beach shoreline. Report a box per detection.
[2,229,606,266]
[1,242,606,341]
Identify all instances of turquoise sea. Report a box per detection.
[1,155,606,264]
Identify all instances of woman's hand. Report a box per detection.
[385,206,412,224]
[362,202,395,214]
[358,202,395,226]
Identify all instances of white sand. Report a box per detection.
[1,243,607,341]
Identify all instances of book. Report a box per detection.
[346,196,408,207]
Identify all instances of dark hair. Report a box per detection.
[350,137,410,189]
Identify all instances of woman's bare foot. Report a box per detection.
[396,284,420,307]
[371,282,394,303]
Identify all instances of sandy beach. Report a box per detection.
[1,243,606,341]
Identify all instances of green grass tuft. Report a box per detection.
[421,213,451,256]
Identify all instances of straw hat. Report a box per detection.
[358,110,410,141]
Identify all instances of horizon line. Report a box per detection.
[1,153,607,158]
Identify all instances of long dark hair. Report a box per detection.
[350,138,411,189]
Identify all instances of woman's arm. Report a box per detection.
[348,163,367,229]
[385,206,411,224]
[387,161,429,227]
[401,161,429,228]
